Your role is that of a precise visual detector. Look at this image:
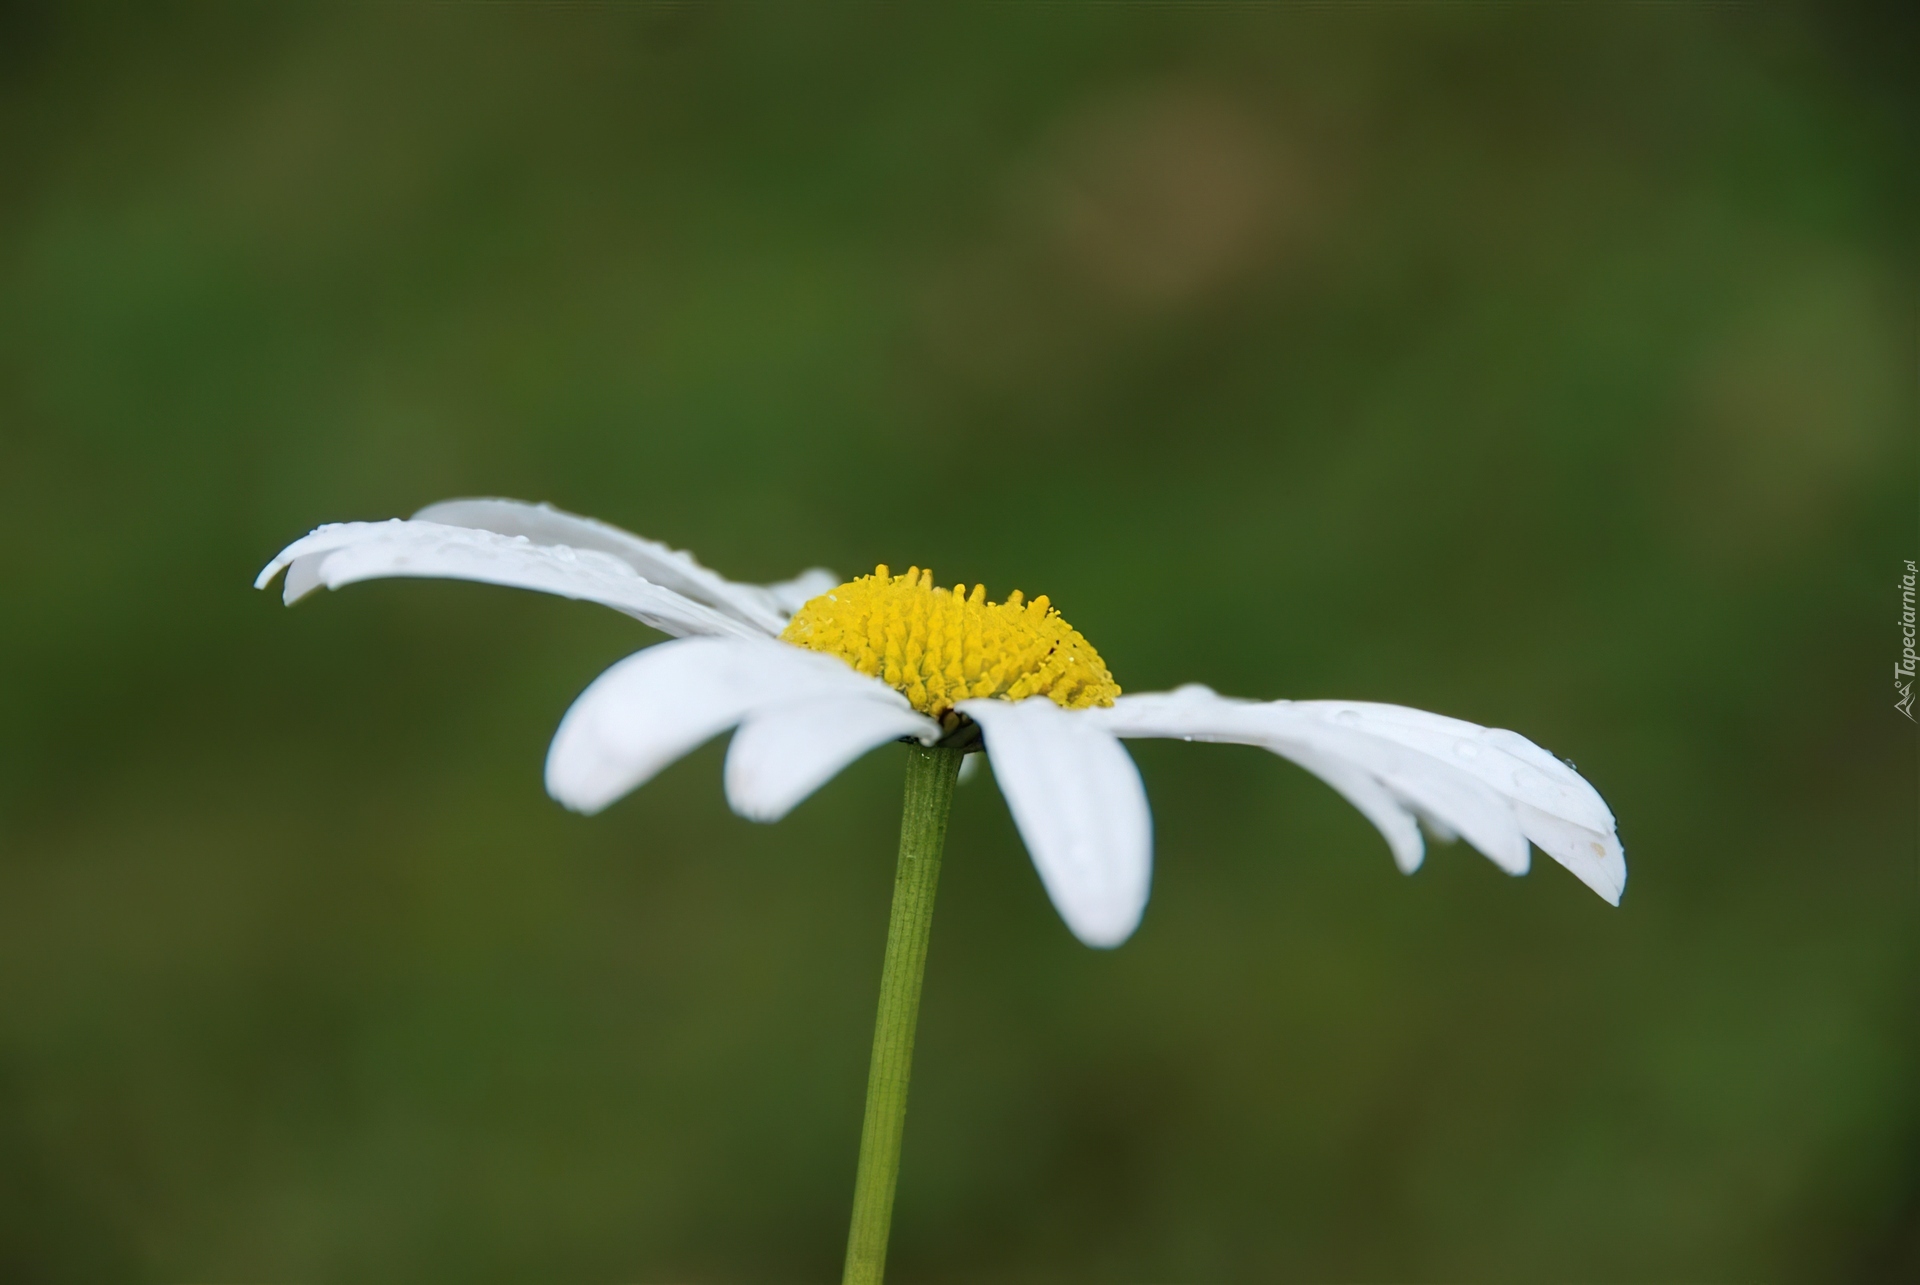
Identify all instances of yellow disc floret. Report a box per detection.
[780,565,1121,720]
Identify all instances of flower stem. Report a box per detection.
[842,743,964,1285]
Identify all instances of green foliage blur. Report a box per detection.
[1,5,1912,1281]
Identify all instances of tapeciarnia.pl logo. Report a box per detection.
[1898,560,1916,722]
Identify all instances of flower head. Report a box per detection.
[258,498,1624,947]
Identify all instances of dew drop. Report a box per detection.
[1334,709,1361,726]
[1452,742,1480,760]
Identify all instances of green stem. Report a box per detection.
[842,743,964,1285]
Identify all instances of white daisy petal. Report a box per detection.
[958,697,1152,949]
[1306,703,1616,836]
[760,567,842,615]
[546,637,900,814]
[256,520,763,640]
[1312,730,1530,875]
[1283,702,1623,884]
[1111,691,1423,870]
[1092,687,1623,901]
[724,696,941,823]
[1095,689,1529,875]
[1508,803,1626,907]
[415,497,832,634]
[1280,746,1427,874]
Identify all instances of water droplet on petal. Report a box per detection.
[1453,742,1480,760]
[1334,709,1360,726]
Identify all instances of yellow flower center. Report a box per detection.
[780,565,1121,721]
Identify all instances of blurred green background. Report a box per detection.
[1,4,1913,1281]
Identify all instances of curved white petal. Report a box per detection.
[415,497,834,633]
[1509,802,1627,907]
[1283,747,1426,874]
[1091,686,1624,904]
[1314,704,1615,836]
[760,567,842,614]
[546,637,901,814]
[724,696,940,823]
[256,520,763,640]
[1095,689,1528,875]
[959,697,1152,949]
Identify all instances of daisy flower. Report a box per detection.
[256,496,1624,1283]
